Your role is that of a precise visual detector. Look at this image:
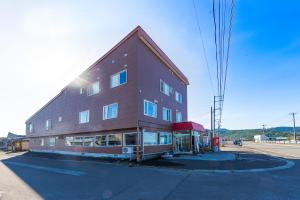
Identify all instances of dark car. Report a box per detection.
[233,139,242,146]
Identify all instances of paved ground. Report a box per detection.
[0,144,300,200]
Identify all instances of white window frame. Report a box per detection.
[123,132,138,146]
[175,91,183,103]
[87,81,100,96]
[143,132,158,146]
[79,110,90,124]
[41,138,44,146]
[45,119,51,130]
[29,123,33,133]
[83,136,94,147]
[94,135,107,147]
[160,80,172,96]
[144,100,157,118]
[162,107,172,122]
[159,132,172,145]
[176,110,182,122]
[48,137,55,146]
[103,103,118,120]
[110,69,127,88]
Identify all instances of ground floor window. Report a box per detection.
[108,134,122,146]
[65,136,84,146]
[123,133,138,146]
[143,132,158,146]
[41,138,44,146]
[159,132,172,145]
[83,136,94,147]
[48,137,55,146]
[94,133,122,147]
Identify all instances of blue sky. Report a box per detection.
[0,0,299,136]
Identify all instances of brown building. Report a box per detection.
[25,26,205,160]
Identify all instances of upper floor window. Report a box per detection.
[58,116,62,122]
[162,107,172,122]
[176,111,182,122]
[175,91,183,103]
[160,80,173,96]
[87,81,100,96]
[79,110,89,124]
[45,119,52,130]
[29,123,33,133]
[144,100,157,118]
[111,69,127,88]
[103,103,118,120]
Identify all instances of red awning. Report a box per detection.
[172,121,205,132]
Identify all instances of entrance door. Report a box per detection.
[175,134,191,152]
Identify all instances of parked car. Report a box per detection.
[233,139,242,146]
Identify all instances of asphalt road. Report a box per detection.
[0,144,300,200]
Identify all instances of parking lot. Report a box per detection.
[0,144,300,200]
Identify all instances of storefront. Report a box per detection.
[172,122,205,153]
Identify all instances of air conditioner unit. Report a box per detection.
[122,146,134,154]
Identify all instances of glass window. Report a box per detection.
[95,135,107,147]
[83,137,94,147]
[41,138,44,146]
[103,103,118,120]
[79,110,89,124]
[58,116,62,122]
[143,132,158,146]
[175,91,183,103]
[87,81,100,96]
[29,123,33,133]
[176,111,182,122]
[124,133,138,146]
[48,137,55,146]
[160,80,172,96]
[111,70,127,88]
[45,119,51,130]
[65,137,74,146]
[108,134,122,146]
[159,132,172,145]
[144,100,157,118]
[72,136,84,146]
[162,107,172,121]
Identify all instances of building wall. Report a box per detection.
[137,37,188,129]
[26,33,140,137]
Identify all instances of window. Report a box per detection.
[123,133,138,146]
[143,132,158,146]
[94,134,122,147]
[107,134,122,146]
[80,88,84,95]
[87,81,100,96]
[95,135,107,147]
[176,111,182,122]
[65,137,74,146]
[103,103,118,120]
[29,123,33,133]
[48,137,55,146]
[144,100,157,118]
[111,69,127,88]
[160,80,173,96]
[41,138,44,146]
[162,107,172,122]
[58,116,62,122]
[79,110,89,124]
[45,119,51,130]
[175,91,183,103]
[83,137,94,147]
[159,132,172,145]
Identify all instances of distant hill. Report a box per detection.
[219,127,300,141]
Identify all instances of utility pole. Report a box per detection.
[289,112,297,143]
[262,124,266,135]
[210,106,214,149]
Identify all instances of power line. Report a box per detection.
[192,0,216,96]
